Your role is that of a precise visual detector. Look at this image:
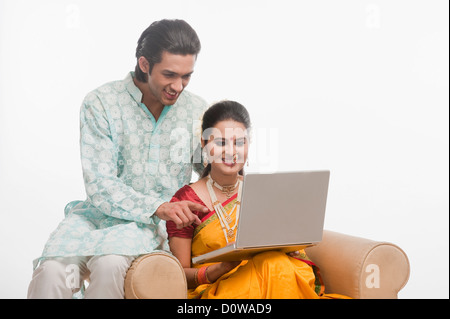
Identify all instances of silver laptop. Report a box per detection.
[191,170,330,264]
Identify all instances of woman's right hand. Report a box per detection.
[220,261,241,273]
[206,261,241,283]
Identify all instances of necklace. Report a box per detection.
[206,174,242,243]
[210,177,239,199]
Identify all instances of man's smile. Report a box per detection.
[163,88,179,100]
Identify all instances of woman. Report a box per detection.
[166,100,348,299]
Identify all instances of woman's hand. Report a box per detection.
[205,261,241,283]
[287,250,301,257]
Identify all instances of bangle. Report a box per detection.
[194,268,200,287]
[197,266,211,285]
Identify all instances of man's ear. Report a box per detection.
[138,56,150,74]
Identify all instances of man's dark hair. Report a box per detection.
[134,19,201,83]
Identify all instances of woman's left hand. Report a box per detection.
[287,251,300,257]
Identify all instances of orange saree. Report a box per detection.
[167,185,349,299]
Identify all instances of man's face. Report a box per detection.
[147,51,196,106]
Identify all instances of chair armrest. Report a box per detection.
[124,252,187,299]
[305,230,410,299]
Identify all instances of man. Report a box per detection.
[28,19,209,299]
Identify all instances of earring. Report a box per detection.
[202,149,209,167]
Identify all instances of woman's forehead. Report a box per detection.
[204,120,249,140]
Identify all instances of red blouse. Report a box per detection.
[166,185,211,239]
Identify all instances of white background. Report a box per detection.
[0,0,448,299]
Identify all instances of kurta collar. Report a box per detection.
[125,71,143,105]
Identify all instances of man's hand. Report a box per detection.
[155,201,208,229]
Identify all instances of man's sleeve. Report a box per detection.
[191,98,209,177]
[79,92,164,225]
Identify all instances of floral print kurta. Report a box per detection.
[34,72,207,268]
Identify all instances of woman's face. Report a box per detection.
[203,120,249,176]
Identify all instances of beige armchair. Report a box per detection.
[124,230,410,299]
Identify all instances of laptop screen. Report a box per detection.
[236,171,330,248]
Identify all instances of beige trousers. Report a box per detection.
[27,255,135,299]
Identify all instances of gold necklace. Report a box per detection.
[206,175,242,243]
[210,176,239,199]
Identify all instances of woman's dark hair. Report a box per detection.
[135,19,201,83]
[201,100,252,178]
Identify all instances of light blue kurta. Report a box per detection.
[34,72,207,268]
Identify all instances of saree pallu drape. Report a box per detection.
[189,194,349,299]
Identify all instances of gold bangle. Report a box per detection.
[194,268,200,286]
[204,266,211,284]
